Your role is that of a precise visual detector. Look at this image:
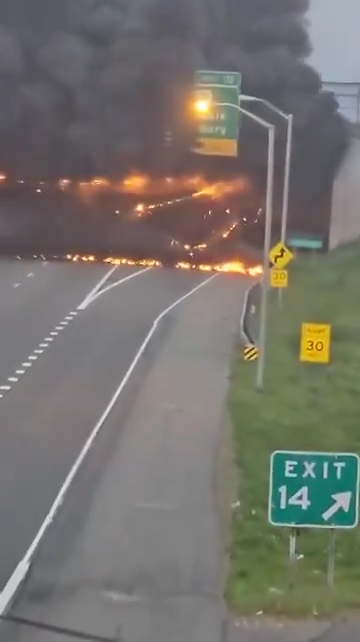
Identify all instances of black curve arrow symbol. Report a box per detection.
[274,248,286,263]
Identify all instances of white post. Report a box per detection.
[327,529,336,588]
[256,124,275,391]
[279,113,293,306]
[280,114,293,244]
[201,102,276,391]
[288,527,297,589]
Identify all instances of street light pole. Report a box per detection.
[240,96,293,307]
[257,123,275,390]
[214,102,275,391]
[280,113,293,245]
[240,95,293,246]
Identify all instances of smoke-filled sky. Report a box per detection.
[309,0,360,82]
[0,0,349,188]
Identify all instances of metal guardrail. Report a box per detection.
[240,281,260,346]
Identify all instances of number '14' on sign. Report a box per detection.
[279,486,310,510]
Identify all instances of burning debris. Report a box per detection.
[66,254,263,276]
[0,172,263,272]
[0,0,347,265]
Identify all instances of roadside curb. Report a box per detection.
[240,281,261,346]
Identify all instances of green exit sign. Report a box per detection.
[195,70,240,87]
[287,236,324,250]
[193,69,241,157]
[268,451,360,529]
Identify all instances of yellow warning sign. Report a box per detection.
[244,344,259,361]
[300,323,331,364]
[270,268,288,288]
[269,242,294,269]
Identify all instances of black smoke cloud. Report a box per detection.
[0,0,349,199]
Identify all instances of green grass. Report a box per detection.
[226,241,360,617]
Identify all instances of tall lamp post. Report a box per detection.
[240,96,294,247]
[194,98,275,390]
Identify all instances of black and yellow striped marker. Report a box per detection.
[244,344,259,361]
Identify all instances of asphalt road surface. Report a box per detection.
[0,258,250,642]
[0,259,216,588]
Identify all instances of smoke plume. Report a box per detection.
[0,0,349,198]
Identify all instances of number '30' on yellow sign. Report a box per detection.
[299,322,331,364]
[270,268,288,288]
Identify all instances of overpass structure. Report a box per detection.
[329,124,360,249]
[321,81,360,249]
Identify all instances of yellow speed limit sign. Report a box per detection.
[270,268,288,288]
[300,323,331,364]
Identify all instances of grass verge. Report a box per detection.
[226,241,360,617]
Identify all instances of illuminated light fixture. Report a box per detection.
[193,89,213,114]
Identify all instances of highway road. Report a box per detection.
[0,258,249,641]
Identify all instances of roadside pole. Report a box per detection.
[193,95,277,392]
[218,105,275,391]
[240,96,293,308]
[279,114,293,306]
[256,122,275,390]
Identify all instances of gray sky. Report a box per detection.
[309,0,360,81]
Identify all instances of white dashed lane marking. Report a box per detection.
[0,311,79,399]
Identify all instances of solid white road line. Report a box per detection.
[0,272,218,614]
[77,266,151,311]
[76,265,117,311]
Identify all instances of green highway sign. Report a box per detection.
[286,236,324,250]
[193,70,241,157]
[269,451,360,529]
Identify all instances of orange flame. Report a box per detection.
[64,254,263,276]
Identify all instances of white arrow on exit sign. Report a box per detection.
[322,491,352,522]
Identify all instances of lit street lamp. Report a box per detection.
[194,99,211,114]
[193,97,275,390]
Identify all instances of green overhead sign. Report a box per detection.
[287,236,324,250]
[193,70,241,157]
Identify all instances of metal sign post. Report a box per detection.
[288,527,297,589]
[327,529,336,588]
[279,114,293,307]
[255,122,275,391]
